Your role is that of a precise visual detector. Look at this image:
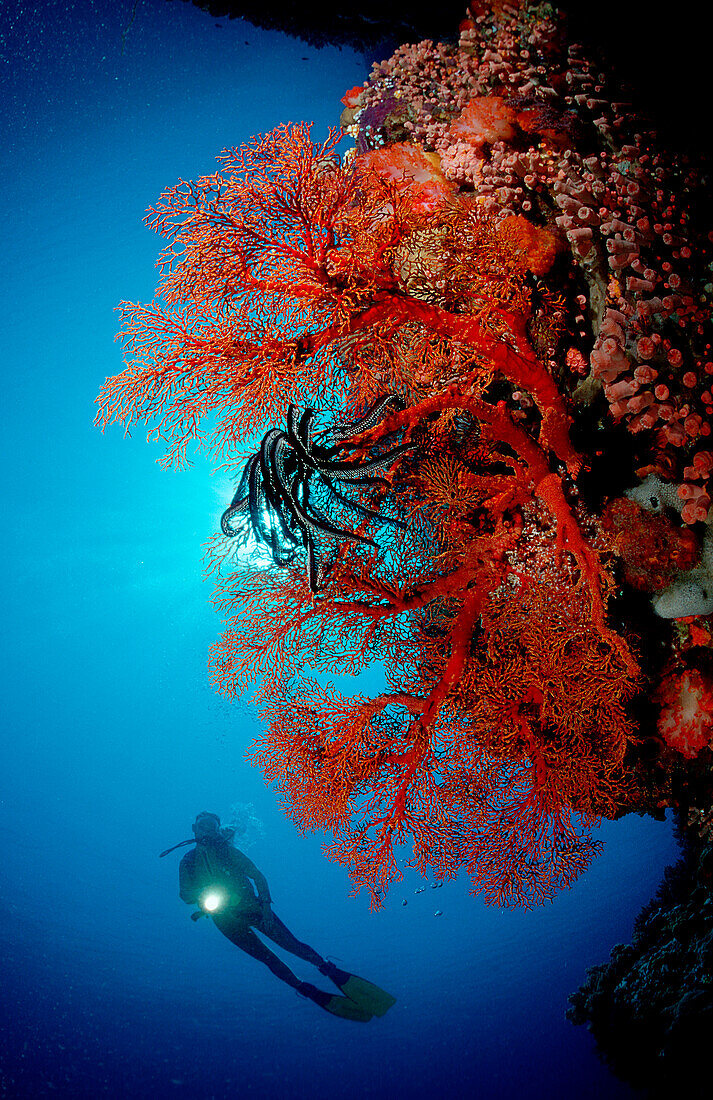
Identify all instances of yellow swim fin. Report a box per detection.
[322,992,373,1022]
[339,974,397,1016]
[320,964,396,1016]
[297,982,373,1022]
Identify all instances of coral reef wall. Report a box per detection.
[567,813,713,1095]
[98,0,713,1082]
[98,0,713,913]
[94,15,713,1077]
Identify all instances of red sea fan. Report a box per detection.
[99,1,677,908]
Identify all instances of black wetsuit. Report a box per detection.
[179,839,323,989]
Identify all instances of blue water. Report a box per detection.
[1,2,681,1097]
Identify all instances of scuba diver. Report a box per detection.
[160,811,396,1022]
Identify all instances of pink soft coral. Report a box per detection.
[446,96,519,148]
[655,666,713,758]
[356,143,455,214]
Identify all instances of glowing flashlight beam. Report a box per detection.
[202,891,223,912]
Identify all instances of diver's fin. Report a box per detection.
[339,975,397,1016]
[297,982,373,1023]
[320,964,397,1016]
[322,993,374,1022]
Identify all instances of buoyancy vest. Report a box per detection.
[187,842,260,911]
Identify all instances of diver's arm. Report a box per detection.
[231,849,272,904]
[179,854,199,904]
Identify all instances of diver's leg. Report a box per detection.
[254,911,324,968]
[212,911,302,989]
[214,910,373,1020]
[252,914,395,1016]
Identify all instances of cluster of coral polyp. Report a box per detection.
[348,2,713,516]
[98,1,712,907]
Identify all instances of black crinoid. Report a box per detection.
[220,395,413,591]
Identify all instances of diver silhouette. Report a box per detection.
[160,811,396,1022]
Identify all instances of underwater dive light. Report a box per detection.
[201,890,224,912]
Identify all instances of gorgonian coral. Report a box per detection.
[98,0,713,907]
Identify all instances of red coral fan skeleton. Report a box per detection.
[97,1,713,907]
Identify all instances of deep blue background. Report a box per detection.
[1,2,680,1097]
